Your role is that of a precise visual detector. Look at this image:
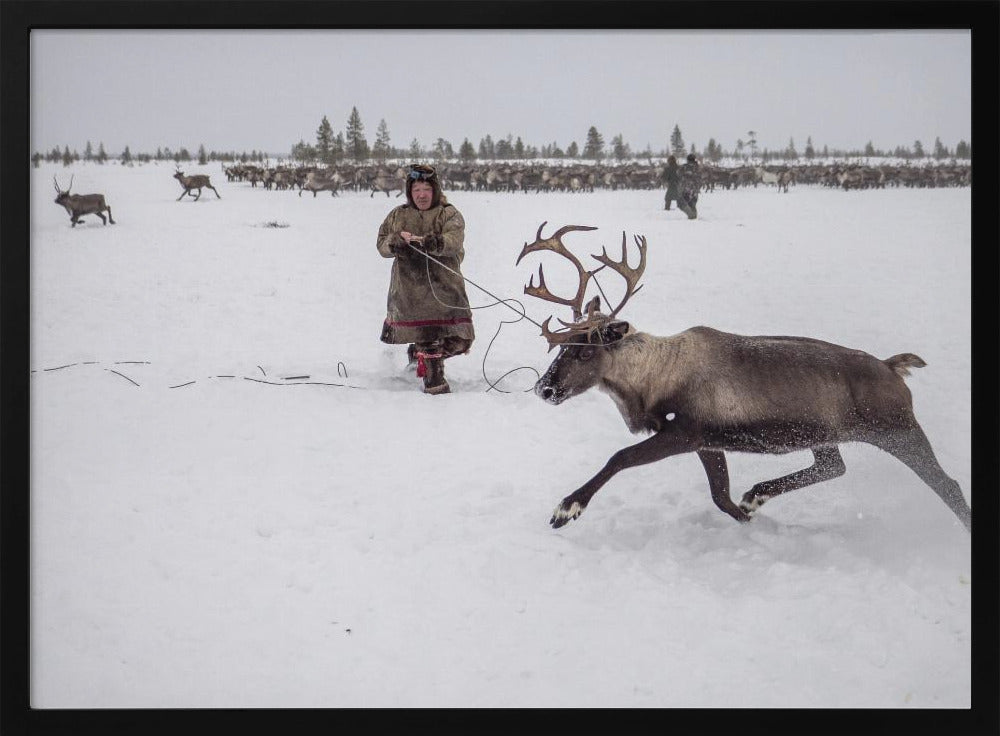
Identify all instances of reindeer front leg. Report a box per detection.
[697,449,751,522]
[550,425,700,528]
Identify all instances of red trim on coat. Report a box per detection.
[385,317,473,327]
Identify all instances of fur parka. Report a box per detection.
[376,199,475,345]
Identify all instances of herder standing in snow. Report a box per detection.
[661,154,682,211]
[678,153,703,220]
[376,164,474,395]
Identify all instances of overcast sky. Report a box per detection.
[31,29,971,157]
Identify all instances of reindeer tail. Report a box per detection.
[884,353,926,377]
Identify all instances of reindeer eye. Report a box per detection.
[578,346,596,362]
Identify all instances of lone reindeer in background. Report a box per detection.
[53,175,115,227]
[173,168,221,201]
[517,223,971,532]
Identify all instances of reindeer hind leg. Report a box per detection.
[867,425,971,531]
[106,207,115,224]
[739,445,846,515]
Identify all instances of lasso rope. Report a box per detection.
[410,241,543,393]
[411,241,612,390]
[31,245,581,395]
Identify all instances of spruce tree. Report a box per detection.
[804,136,815,160]
[332,133,345,162]
[705,138,722,163]
[670,124,685,157]
[62,146,73,167]
[433,138,453,160]
[120,146,132,165]
[611,134,630,160]
[409,138,422,159]
[494,136,512,159]
[913,140,925,158]
[198,144,208,165]
[479,134,495,159]
[566,141,579,158]
[373,119,392,162]
[514,136,525,159]
[345,107,369,161]
[583,126,604,160]
[459,138,476,162]
[933,136,947,159]
[316,115,334,164]
[84,141,94,161]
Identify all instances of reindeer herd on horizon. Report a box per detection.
[50,158,971,228]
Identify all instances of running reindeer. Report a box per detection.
[173,167,221,201]
[53,175,116,227]
[517,223,971,531]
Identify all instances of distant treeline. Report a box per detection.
[33,111,972,168]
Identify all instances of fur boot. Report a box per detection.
[422,356,450,395]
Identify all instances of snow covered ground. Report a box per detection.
[30,161,971,708]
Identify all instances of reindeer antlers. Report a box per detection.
[517,222,647,350]
[53,174,73,194]
[593,231,647,320]
[515,222,601,321]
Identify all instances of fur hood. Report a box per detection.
[404,164,449,209]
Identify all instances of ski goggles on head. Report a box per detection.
[408,165,436,181]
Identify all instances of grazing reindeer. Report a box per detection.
[369,168,405,198]
[173,168,221,201]
[299,171,342,197]
[517,223,971,532]
[754,166,787,192]
[53,175,115,227]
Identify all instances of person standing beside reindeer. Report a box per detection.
[376,164,474,395]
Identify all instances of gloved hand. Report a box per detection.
[388,233,409,255]
[420,233,444,254]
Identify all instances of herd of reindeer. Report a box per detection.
[52,159,971,226]
[225,159,973,197]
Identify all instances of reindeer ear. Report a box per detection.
[602,320,631,344]
[583,295,601,318]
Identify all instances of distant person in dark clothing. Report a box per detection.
[661,155,681,211]
[678,153,702,220]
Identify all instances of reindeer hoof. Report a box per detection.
[550,500,584,528]
[739,493,769,515]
